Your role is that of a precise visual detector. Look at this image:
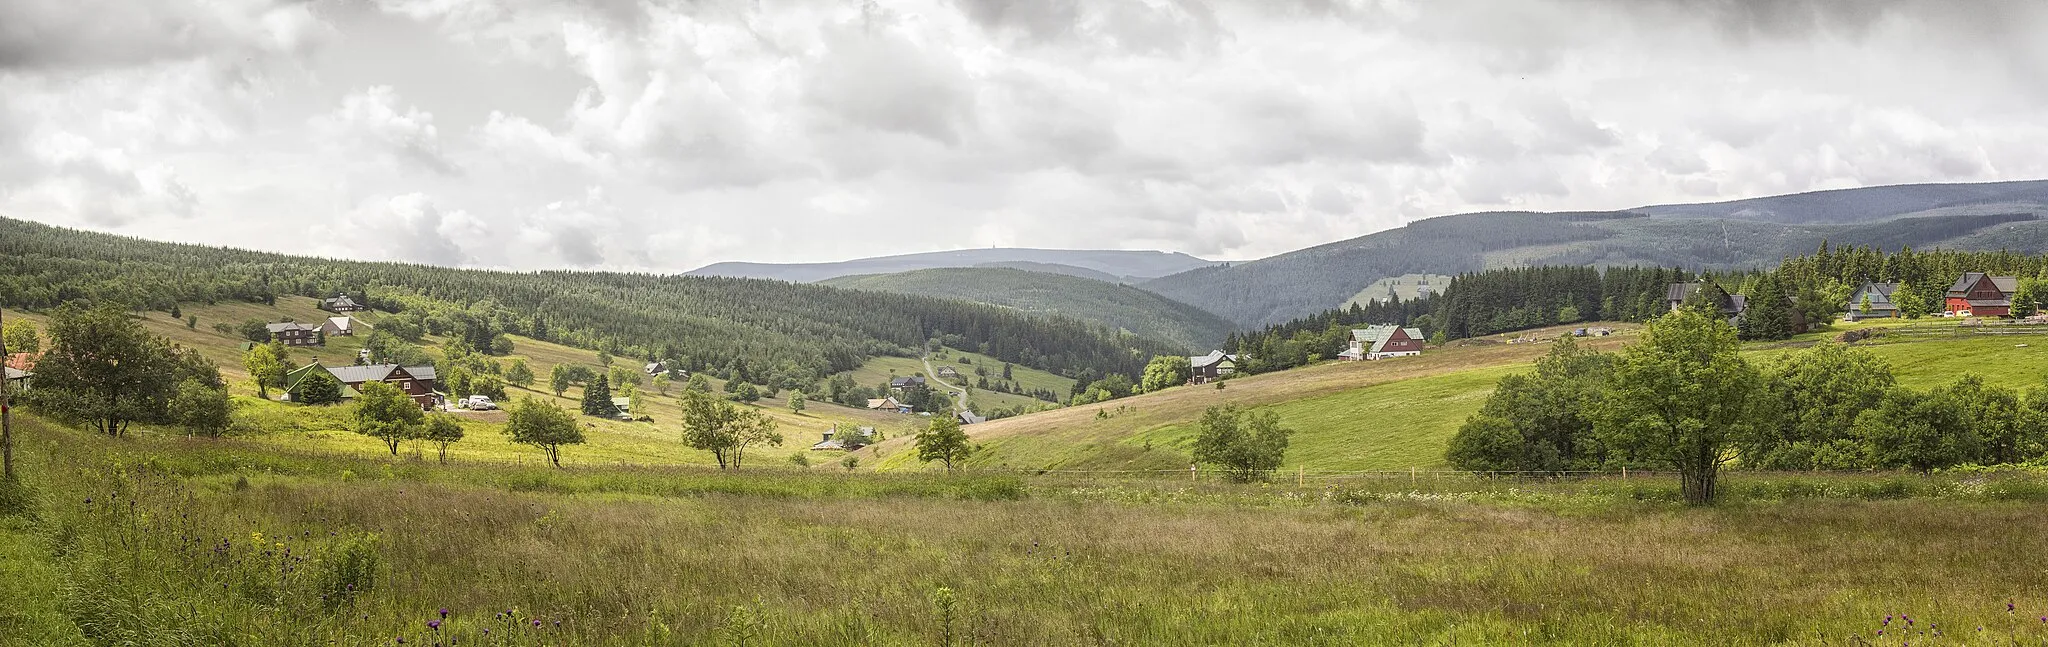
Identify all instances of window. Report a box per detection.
[400,381,411,390]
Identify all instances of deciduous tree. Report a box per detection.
[244,343,286,399]
[1595,309,1759,505]
[915,413,978,472]
[679,390,782,470]
[1140,355,1192,393]
[1191,404,1292,482]
[1741,343,1894,470]
[354,381,424,455]
[422,414,464,463]
[504,397,582,467]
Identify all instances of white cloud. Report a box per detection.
[2,0,2047,269]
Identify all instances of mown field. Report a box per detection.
[9,415,2048,645]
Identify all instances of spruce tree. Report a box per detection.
[1739,273,1793,341]
[581,374,618,417]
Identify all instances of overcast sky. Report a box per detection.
[3,0,2046,270]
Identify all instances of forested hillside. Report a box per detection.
[0,217,1172,385]
[1145,196,2048,328]
[822,267,1236,350]
[688,248,1219,283]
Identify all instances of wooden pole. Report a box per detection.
[1189,464,1196,482]
[1,306,13,481]
[1622,466,1628,481]
[1297,465,1304,487]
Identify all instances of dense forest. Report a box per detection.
[0,217,1174,385]
[1431,266,1696,340]
[1223,294,1437,373]
[822,267,1236,351]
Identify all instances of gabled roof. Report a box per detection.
[326,316,354,330]
[325,363,438,384]
[1189,350,1235,369]
[1666,282,1744,315]
[266,322,316,333]
[1351,325,1424,354]
[1947,273,2018,297]
[890,376,926,387]
[957,411,986,425]
[321,295,362,308]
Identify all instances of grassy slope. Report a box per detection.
[821,267,1235,350]
[833,347,1075,415]
[866,321,2048,473]
[6,298,930,468]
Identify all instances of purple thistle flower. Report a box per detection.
[438,608,449,619]
[427,620,440,631]
[532,619,542,627]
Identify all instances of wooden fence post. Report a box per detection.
[1298,465,1304,487]
[1622,466,1628,480]
[1190,464,1197,482]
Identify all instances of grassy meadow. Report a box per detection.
[10,415,2048,645]
[866,321,2048,473]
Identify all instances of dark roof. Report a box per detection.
[322,295,362,307]
[1947,273,2018,298]
[266,322,316,333]
[1666,282,1744,315]
[890,376,926,387]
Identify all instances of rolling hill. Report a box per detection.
[1143,180,2048,327]
[686,248,1220,283]
[822,267,1238,351]
[0,216,1176,385]
[860,322,2048,473]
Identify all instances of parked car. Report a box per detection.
[461,395,498,411]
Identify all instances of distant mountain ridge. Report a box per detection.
[688,248,1219,283]
[1141,180,2048,328]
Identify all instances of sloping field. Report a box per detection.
[867,323,2048,473]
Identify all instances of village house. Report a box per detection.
[285,362,442,410]
[1342,324,1425,361]
[4,365,30,392]
[957,410,986,425]
[1945,273,2018,317]
[319,316,357,337]
[319,294,367,313]
[867,396,912,414]
[1844,282,1901,321]
[936,366,960,378]
[1188,350,1237,384]
[811,427,876,451]
[889,375,927,391]
[1665,282,1748,319]
[266,322,323,347]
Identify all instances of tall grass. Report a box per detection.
[11,417,2048,645]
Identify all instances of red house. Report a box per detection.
[285,363,443,410]
[1944,273,2018,317]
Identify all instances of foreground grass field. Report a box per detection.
[9,415,2048,645]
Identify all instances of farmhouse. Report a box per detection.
[1346,325,1425,360]
[936,366,960,378]
[285,362,442,410]
[867,396,911,414]
[1844,282,1901,321]
[319,316,357,336]
[1188,350,1237,385]
[319,294,367,313]
[811,427,876,451]
[889,376,927,390]
[266,322,323,347]
[1665,282,1748,318]
[1944,273,2018,317]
